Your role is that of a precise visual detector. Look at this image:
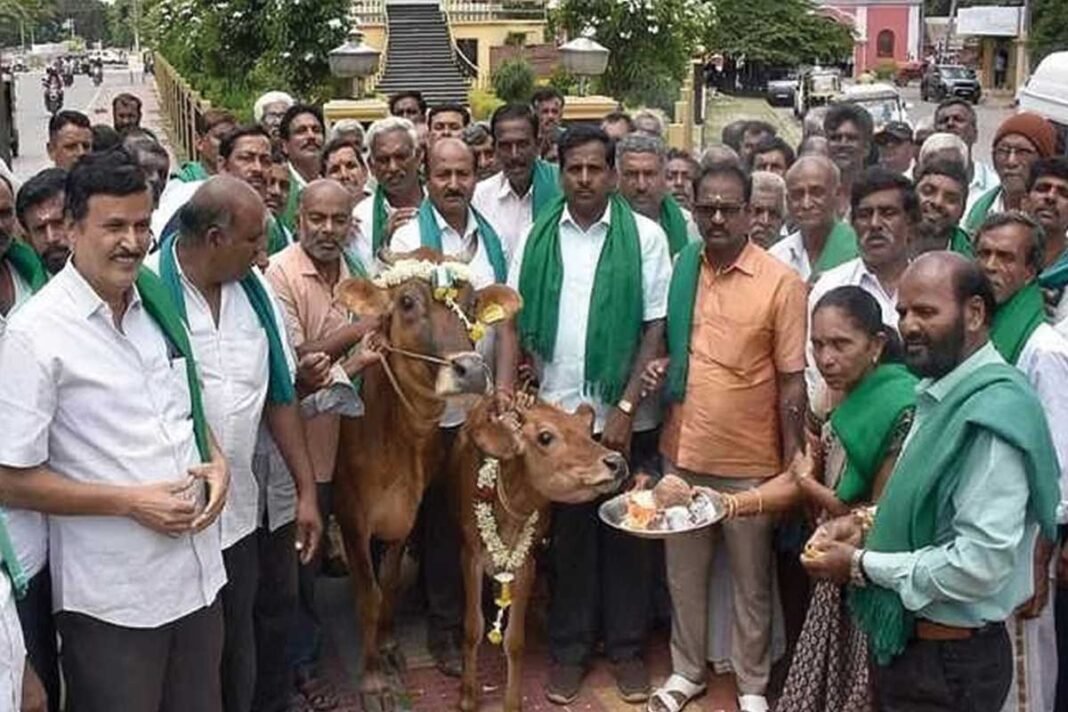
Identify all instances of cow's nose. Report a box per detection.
[440,351,488,395]
[603,452,629,481]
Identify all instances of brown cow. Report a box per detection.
[453,395,628,712]
[333,249,521,712]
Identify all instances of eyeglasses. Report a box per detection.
[693,203,745,219]
[994,145,1037,161]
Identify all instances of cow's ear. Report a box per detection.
[336,278,391,319]
[474,285,522,325]
[574,404,596,436]
[468,398,524,460]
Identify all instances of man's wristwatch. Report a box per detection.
[850,549,869,588]
[616,398,635,416]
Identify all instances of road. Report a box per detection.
[11,68,151,181]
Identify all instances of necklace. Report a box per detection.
[473,457,539,645]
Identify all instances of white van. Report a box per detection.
[1017,51,1068,154]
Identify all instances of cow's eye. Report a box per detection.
[399,294,415,311]
[537,431,554,446]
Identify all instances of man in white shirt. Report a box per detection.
[973,211,1068,712]
[145,176,323,712]
[501,125,672,705]
[771,155,859,283]
[0,149,230,710]
[933,98,1000,215]
[472,104,561,261]
[351,117,424,273]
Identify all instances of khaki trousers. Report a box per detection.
[664,467,775,695]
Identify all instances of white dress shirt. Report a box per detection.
[472,171,535,263]
[965,160,1001,217]
[0,259,46,581]
[0,263,225,628]
[144,251,282,549]
[769,230,814,282]
[1017,323,1068,524]
[350,188,426,277]
[507,204,672,433]
[152,178,202,240]
[393,205,498,428]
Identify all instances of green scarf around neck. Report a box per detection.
[990,282,1045,365]
[158,233,295,405]
[665,240,703,402]
[830,364,917,503]
[964,186,1003,235]
[659,194,691,257]
[1040,249,1068,291]
[948,226,975,257]
[530,159,561,219]
[517,194,643,404]
[415,200,507,282]
[176,161,210,183]
[266,215,293,256]
[135,267,212,462]
[813,221,860,276]
[5,241,48,292]
[850,361,1059,665]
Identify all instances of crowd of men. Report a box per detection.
[1,76,1068,712]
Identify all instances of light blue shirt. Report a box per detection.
[863,343,1037,627]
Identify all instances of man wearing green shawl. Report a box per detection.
[616,133,700,258]
[0,149,231,710]
[501,125,672,704]
[145,176,324,712]
[472,103,562,261]
[771,155,860,283]
[175,108,236,184]
[913,158,975,258]
[277,105,326,234]
[803,253,1061,712]
[1024,158,1068,333]
[351,117,424,272]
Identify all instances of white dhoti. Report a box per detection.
[0,572,26,710]
[1001,566,1058,712]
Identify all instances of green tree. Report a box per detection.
[493,58,536,103]
[703,0,854,67]
[552,0,711,111]
[1030,0,1068,65]
[259,0,349,104]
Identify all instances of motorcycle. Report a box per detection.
[62,70,73,87]
[44,85,63,115]
[91,64,103,86]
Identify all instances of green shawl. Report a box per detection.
[990,282,1045,365]
[813,221,860,276]
[158,233,295,405]
[135,267,212,462]
[830,364,918,503]
[266,215,293,256]
[341,247,368,279]
[948,226,975,257]
[5,241,48,292]
[964,186,1003,235]
[530,159,562,219]
[1039,250,1068,291]
[665,240,702,402]
[517,194,643,404]
[279,167,304,233]
[850,361,1060,665]
[415,200,508,282]
[176,161,210,183]
[659,195,691,257]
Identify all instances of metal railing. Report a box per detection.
[443,0,547,22]
[352,0,386,25]
[154,52,210,164]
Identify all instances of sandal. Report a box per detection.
[295,670,342,711]
[647,673,707,712]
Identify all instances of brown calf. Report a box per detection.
[452,396,628,711]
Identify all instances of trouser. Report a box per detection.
[58,600,224,712]
[1057,584,1068,711]
[664,469,774,695]
[222,532,259,712]
[547,494,654,666]
[290,483,331,670]
[873,622,1012,712]
[418,426,463,653]
[15,568,60,712]
[252,522,298,712]
[1,574,26,711]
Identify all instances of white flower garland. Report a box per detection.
[371,259,475,289]
[473,458,539,574]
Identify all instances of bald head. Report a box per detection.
[298,179,354,264]
[427,137,476,220]
[787,155,840,188]
[301,177,354,211]
[178,175,267,283]
[898,251,995,378]
[699,144,742,171]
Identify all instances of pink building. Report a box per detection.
[818,0,924,76]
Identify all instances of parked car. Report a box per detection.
[894,60,925,87]
[795,67,842,118]
[1017,51,1068,155]
[834,83,911,134]
[765,69,798,106]
[1,67,17,163]
[921,64,981,104]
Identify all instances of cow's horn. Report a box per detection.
[377,245,398,266]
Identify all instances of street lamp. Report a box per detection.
[559,34,610,97]
[328,26,381,99]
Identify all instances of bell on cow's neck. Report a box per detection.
[487,572,515,645]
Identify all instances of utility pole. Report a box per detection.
[132,0,141,55]
[1014,0,1031,90]
[943,0,959,62]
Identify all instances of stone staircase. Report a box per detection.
[375,3,471,107]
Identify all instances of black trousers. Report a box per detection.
[290,483,331,671]
[222,532,259,712]
[872,622,1012,712]
[15,568,60,712]
[252,522,298,712]
[58,600,223,712]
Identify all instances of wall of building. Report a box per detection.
[862,5,911,71]
[449,20,547,85]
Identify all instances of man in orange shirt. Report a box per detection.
[645,163,807,712]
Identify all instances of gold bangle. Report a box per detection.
[753,488,764,516]
[723,493,738,520]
